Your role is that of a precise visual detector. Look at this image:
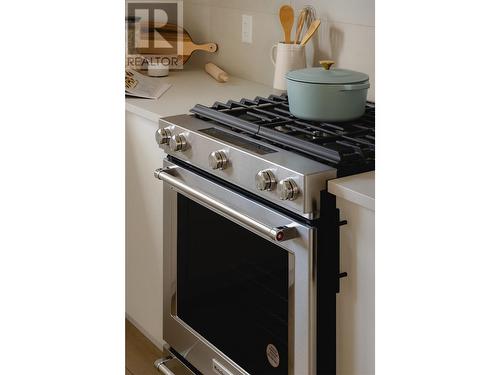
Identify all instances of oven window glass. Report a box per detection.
[176,194,289,375]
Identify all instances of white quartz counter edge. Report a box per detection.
[125,68,277,122]
[328,171,375,211]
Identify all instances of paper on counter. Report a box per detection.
[125,69,171,99]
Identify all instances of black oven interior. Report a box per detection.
[176,194,290,375]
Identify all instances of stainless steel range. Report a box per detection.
[153,94,375,375]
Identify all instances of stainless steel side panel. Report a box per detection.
[160,159,317,375]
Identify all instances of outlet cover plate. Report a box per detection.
[242,14,253,44]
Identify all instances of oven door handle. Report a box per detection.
[154,167,298,242]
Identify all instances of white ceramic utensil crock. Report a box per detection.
[270,42,306,90]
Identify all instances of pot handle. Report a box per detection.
[340,82,371,91]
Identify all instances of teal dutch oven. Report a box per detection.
[286,60,370,122]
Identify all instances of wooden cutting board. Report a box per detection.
[134,22,217,64]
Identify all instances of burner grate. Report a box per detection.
[190,94,375,175]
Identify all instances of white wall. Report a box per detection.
[183,0,375,100]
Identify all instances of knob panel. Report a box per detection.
[255,170,276,191]
[208,150,229,170]
[155,127,172,145]
[169,134,188,152]
[278,179,299,201]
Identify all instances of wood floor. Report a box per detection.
[126,319,163,375]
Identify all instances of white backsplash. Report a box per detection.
[183,0,375,100]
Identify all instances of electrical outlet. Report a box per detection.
[242,14,253,44]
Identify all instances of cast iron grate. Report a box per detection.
[190,93,375,176]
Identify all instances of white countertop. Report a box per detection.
[126,67,277,122]
[126,68,375,209]
[328,171,375,211]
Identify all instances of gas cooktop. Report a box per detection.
[190,93,375,177]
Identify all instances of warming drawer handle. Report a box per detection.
[155,357,176,375]
[154,167,298,242]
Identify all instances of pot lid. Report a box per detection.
[286,60,369,85]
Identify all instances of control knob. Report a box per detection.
[208,150,229,170]
[255,170,276,191]
[155,127,172,145]
[278,178,299,201]
[169,134,188,152]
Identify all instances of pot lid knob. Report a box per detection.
[319,60,335,70]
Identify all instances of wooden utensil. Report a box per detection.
[136,23,217,64]
[300,19,321,46]
[205,62,229,82]
[294,9,306,44]
[279,5,294,43]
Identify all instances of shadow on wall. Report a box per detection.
[329,24,345,64]
[305,23,345,67]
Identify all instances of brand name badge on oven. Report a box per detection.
[212,359,234,375]
[266,343,280,368]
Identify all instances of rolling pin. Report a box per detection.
[205,63,229,82]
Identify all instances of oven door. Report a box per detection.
[156,159,317,375]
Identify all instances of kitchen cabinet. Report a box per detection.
[330,174,375,375]
[126,111,165,348]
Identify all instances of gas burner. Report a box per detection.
[274,125,295,134]
[312,131,331,139]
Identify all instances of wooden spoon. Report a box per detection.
[294,9,306,44]
[300,19,321,46]
[279,5,294,43]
